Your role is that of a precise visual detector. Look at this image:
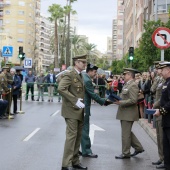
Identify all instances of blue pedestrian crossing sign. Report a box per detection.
[2,46,13,57]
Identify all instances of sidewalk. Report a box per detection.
[138,118,157,144]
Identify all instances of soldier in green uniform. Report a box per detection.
[0,66,10,118]
[114,68,144,159]
[151,63,165,169]
[58,55,87,170]
[4,64,14,117]
[80,64,111,158]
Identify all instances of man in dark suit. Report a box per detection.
[154,62,170,170]
[80,64,110,158]
[114,68,144,159]
[58,54,87,170]
[10,68,21,114]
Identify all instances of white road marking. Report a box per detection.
[90,124,105,145]
[51,110,60,117]
[23,128,40,142]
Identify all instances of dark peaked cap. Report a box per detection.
[87,63,98,70]
[123,68,141,75]
[72,54,87,61]
[157,62,170,69]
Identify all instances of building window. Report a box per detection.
[18,1,25,6]
[18,20,24,24]
[5,10,10,15]
[18,29,24,34]
[5,20,10,24]
[18,11,25,15]
[17,38,24,43]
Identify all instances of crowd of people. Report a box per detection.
[0,67,58,119]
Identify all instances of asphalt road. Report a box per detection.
[0,100,160,170]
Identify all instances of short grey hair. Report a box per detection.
[10,68,16,73]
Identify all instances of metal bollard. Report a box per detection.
[8,88,14,119]
[18,87,25,114]
[153,116,156,128]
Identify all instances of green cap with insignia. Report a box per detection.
[72,54,87,62]
[123,68,141,75]
[87,63,98,70]
[2,66,9,69]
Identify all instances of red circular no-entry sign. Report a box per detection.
[152,27,170,49]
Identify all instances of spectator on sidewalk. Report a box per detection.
[46,70,56,102]
[25,70,35,101]
[10,68,21,114]
[36,71,46,102]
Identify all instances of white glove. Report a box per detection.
[76,98,85,108]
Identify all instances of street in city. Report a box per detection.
[0,99,159,170]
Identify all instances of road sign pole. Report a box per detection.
[161,49,164,61]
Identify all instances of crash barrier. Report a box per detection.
[18,87,24,114]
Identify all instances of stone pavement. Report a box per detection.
[138,118,157,144]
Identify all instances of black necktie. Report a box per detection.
[79,73,82,78]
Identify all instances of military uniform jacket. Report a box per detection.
[116,79,139,121]
[83,73,105,116]
[153,77,164,121]
[0,72,9,93]
[57,69,85,121]
[160,77,170,127]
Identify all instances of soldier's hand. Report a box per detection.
[104,99,113,106]
[76,98,85,108]
[153,109,160,117]
[113,99,120,105]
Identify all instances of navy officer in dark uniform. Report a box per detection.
[154,62,170,170]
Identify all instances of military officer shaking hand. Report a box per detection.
[58,54,87,170]
[114,68,144,159]
[79,63,111,159]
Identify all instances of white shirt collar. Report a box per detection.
[74,68,81,74]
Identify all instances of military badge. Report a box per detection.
[74,78,77,82]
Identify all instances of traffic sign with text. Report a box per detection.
[24,58,32,68]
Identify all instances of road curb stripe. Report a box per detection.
[51,110,60,117]
[23,128,40,142]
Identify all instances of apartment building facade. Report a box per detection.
[38,15,52,72]
[112,19,117,59]
[0,0,40,65]
[116,0,124,60]
[122,0,169,57]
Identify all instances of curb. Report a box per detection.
[138,118,157,144]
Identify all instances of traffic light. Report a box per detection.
[128,47,134,61]
[18,46,25,60]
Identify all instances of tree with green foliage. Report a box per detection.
[48,4,64,68]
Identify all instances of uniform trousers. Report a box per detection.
[163,127,170,169]
[62,118,83,167]
[156,120,164,161]
[121,120,143,156]
[81,114,92,155]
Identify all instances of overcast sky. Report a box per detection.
[41,0,117,53]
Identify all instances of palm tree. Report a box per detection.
[66,0,77,67]
[83,43,98,63]
[71,35,86,56]
[48,4,64,68]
